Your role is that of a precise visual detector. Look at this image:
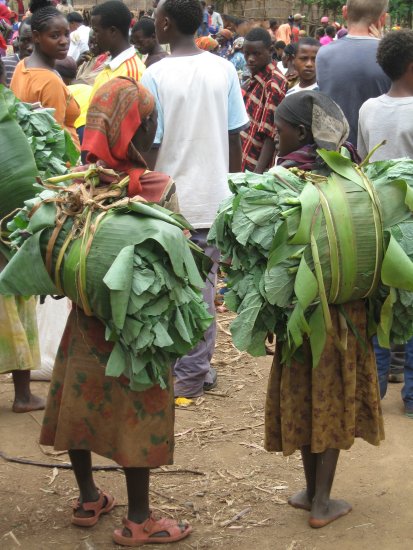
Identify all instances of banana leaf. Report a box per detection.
[0,85,79,223]
[208,154,413,364]
[0,85,39,220]
[0,173,213,391]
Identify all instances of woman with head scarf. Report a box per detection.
[266,90,383,529]
[227,36,248,83]
[216,27,233,58]
[39,76,189,547]
[195,34,218,52]
[274,90,359,170]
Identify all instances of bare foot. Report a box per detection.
[309,499,352,528]
[288,489,312,511]
[12,393,45,413]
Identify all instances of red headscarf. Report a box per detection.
[0,4,15,24]
[82,76,155,195]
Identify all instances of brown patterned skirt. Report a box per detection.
[40,308,175,467]
[265,301,385,456]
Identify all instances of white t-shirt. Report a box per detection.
[68,25,90,62]
[287,81,319,95]
[141,52,249,228]
[358,94,413,162]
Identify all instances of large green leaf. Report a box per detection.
[382,233,413,291]
[0,86,39,220]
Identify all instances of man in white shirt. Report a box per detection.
[142,0,249,398]
[67,12,90,62]
[207,4,223,33]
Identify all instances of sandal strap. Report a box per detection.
[73,490,105,514]
[122,514,187,539]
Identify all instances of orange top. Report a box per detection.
[10,60,81,150]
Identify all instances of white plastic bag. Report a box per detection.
[31,297,71,381]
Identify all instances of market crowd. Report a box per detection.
[0,0,412,546]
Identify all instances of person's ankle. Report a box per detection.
[79,486,100,503]
[128,509,150,524]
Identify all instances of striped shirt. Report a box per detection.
[2,53,19,86]
[90,46,145,100]
[241,62,287,172]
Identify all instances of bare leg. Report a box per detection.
[309,448,352,528]
[120,468,188,539]
[288,445,316,511]
[12,370,45,413]
[124,467,150,524]
[69,449,100,519]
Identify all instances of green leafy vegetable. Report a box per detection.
[209,155,413,364]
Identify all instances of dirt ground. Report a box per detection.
[1,312,412,550]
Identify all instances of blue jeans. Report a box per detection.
[373,336,413,410]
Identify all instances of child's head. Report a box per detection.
[274,40,285,60]
[243,27,272,76]
[315,27,325,40]
[377,30,413,88]
[293,38,320,84]
[325,25,336,38]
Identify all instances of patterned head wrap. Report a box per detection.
[195,36,219,52]
[275,90,349,151]
[82,76,155,194]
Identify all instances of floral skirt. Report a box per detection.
[40,308,175,468]
[0,295,40,374]
[265,301,385,456]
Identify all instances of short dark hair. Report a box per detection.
[274,40,286,50]
[269,19,277,28]
[92,0,132,38]
[297,37,320,51]
[244,27,272,48]
[132,16,155,37]
[162,0,203,35]
[67,12,84,24]
[325,25,335,37]
[377,29,413,81]
[315,26,325,37]
[284,43,297,57]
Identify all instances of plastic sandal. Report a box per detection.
[71,490,115,527]
[112,514,192,546]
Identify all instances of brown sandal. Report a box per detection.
[112,513,192,546]
[71,490,115,527]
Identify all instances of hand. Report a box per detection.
[77,51,92,67]
[368,24,383,39]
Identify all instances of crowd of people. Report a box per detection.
[0,0,412,546]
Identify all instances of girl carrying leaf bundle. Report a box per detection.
[39,77,191,546]
[265,91,384,528]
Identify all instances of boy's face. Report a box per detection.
[293,44,319,82]
[244,40,272,75]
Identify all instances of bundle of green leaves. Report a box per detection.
[0,85,79,223]
[0,176,212,390]
[2,86,79,177]
[209,151,413,364]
